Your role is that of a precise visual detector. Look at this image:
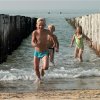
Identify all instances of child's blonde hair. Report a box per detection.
[36,18,46,26]
[48,24,55,32]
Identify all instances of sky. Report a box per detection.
[0,0,99,12]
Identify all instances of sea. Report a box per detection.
[0,10,100,92]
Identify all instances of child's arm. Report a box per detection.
[83,34,92,46]
[83,34,92,42]
[31,31,40,47]
[54,36,59,52]
[70,35,75,47]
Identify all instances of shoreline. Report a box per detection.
[0,77,100,93]
[0,90,100,100]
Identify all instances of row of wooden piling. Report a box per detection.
[0,14,37,63]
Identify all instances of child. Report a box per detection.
[31,18,56,83]
[48,24,59,65]
[70,26,92,62]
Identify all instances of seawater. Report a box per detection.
[0,11,100,91]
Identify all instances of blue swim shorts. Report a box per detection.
[34,50,49,59]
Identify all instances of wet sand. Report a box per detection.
[0,90,100,100]
[0,77,100,100]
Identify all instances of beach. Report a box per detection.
[0,10,100,100]
[0,0,100,100]
[0,90,100,100]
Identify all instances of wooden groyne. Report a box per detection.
[66,13,100,56]
[0,14,37,63]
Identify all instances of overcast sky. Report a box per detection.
[0,0,99,12]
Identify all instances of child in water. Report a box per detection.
[48,24,59,65]
[31,18,56,83]
[70,26,92,62]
